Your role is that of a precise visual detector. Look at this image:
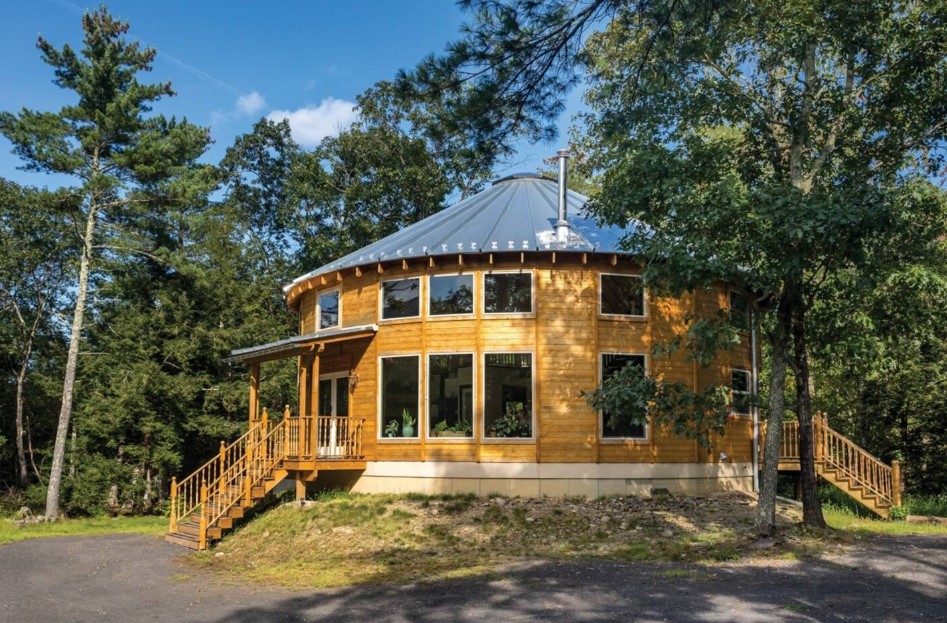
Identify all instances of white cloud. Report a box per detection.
[236,91,266,116]
[267,98,359,146]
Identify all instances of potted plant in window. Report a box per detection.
[384,419,399,438]
[494,402,529,438]
[401,409,415,437]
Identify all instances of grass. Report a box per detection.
[824,507,947,535]
[191,491,822,589]
[195,489,947,590]
[0,515,167,545]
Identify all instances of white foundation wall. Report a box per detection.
[345,461,754,497]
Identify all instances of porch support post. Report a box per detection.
[249,361,260,423]
[295,472,307,501]
[299,355,310,418]
[311,352,321,457]
[299,355,311,459]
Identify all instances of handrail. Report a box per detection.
[204,418,289,530]
[170,420,262,533]
[818,416,896,505]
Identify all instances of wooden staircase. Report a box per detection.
[166,409,293,550]
[767,415,903,519]
[167,406,366,549]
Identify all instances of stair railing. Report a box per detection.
[816,415,900,506]
[760,416,902,508]
[203,415,289,532]
[169,420,264,534]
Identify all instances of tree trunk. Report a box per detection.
[44,205,96,520]
[15,360,29,487]
[755,296,791,536]
[791,294,827,529]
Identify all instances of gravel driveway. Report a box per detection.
[0,533,944,622]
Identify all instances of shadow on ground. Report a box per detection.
[209,536,946,623]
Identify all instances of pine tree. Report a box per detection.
[0,8,211,518]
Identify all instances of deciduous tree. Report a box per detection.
[403,0,947,532]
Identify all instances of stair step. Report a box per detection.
[165,532,202,550]
[217,516,233,529]
[177,521,200,537]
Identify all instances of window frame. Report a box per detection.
[481,351,536,443]
[426,351,477,441]
[379,276,422,322]
[316,287,341,331]
[482,269,535,316]
[730,368,752,417]
[427,272,476,319]
[598,351,650,442]
[599,272,647,319]
[728,289,751,332]
[377,354,422,441]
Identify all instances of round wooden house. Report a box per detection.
[168,157,904,550]
[234,159,759,498]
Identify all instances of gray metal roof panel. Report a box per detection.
[286,176,634,290]
[228,324,378,362]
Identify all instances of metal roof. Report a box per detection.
[285,173,633,291]
[228,325,378,363]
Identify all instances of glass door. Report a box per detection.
[318,373,349,457]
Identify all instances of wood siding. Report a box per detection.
[292,254,757,466]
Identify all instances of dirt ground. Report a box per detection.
[0,531,944,622]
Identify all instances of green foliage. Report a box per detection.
[410,0,947,514]
[583,361,730,449]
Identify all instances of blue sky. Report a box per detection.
[1,0,583,188]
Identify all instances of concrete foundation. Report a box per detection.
[341,461,754,497]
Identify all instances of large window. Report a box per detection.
[484,272,532,314]
[429,274,474,316]
[731,369,751,415]
[729,290,750,331]
[318,289,340,330]
[484,353,533,438]
[601,274,645,316]
[381,277,420,320]
[380,356,419,438]
[600,353,647,439]
[428,354,474,438]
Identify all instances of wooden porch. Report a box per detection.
[165,408,365,550]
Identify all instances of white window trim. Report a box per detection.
[377,354,422,441]
[481,351,536,443]
[730,367,752,417]
[426,351,477,442]
[482,269,535,316]
[316,287,341,331]
[379,276,422,322]
[599,272,648,319]
[598,351,650,442]
[427,272,476,319]
[728,289,751,332]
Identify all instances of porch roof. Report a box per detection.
[227,324,378,363]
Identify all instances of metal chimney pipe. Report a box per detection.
[555,149,570,245]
